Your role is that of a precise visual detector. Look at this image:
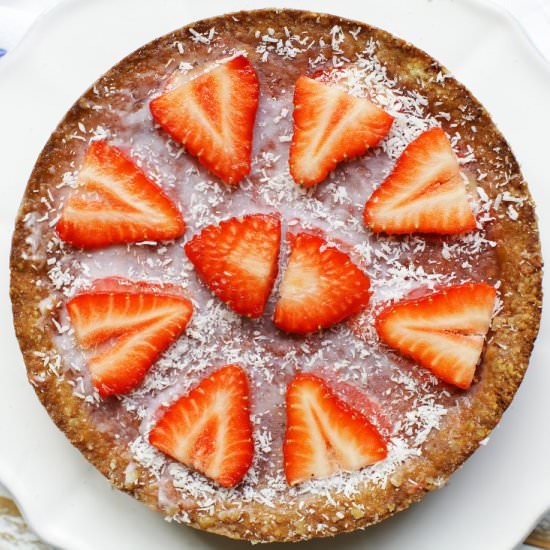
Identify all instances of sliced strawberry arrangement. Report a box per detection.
[376,282,496,389]
[185,214,281,318]
[274,233,370,334]
[150,55,259,185]
[284,373,387,486]
[67,279,193,397]
[289,75,393,186]
[364,127,477,234]
[149,364,253,487]
[56,141,185,249]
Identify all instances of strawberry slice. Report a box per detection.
[150,55,259,185]
[289,75,394,186]
[284,373,387,485]
[274,233,370,334]
[364,127,477,234]
[56,141,185,249]
[67,279,193,397]
[149,364,253,487]
[185,214,281,318]
[376,282,497,389]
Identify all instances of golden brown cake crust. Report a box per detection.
[10,9,542,543]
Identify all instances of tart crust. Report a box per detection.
[10,9,542,543]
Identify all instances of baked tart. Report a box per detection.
[10,8,542,543]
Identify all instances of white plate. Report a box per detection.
[1,0,549,548]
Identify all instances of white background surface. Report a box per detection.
[1,1,550,549]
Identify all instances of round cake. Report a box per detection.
[10,8,542,543]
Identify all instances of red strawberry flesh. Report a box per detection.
[150,55,259,185]
[274,232,370,334]
[56,141,184,249]
[284,373,387,485]
[149,364,253,487]
[376,282,496,389]
[364,127,477,234]
[67,279,193,397]
[289,75,393,186]
[185,213,281,318]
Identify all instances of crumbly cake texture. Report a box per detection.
[10,9,542,543]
